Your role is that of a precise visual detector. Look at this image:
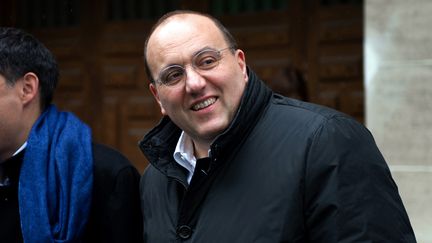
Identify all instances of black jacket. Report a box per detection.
[84,143,143,243]
[0,143,143,243]
[139,69,416,242]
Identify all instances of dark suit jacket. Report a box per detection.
[0,143,143,243]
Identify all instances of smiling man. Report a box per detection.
[139,10,416,242]
[145,15,247,159]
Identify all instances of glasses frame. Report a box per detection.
[155,46,234,86]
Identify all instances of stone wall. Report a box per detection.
[366,1,432,241]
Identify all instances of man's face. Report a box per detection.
[147,14,248,145]
[0,75,24,161]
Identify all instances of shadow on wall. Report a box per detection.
[270,66,309,101]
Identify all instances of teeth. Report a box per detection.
[192,97,216,111]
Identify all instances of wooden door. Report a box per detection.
[2,0,364,173]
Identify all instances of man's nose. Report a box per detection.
[184,66,206,93]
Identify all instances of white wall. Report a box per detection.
[366,1,432,242]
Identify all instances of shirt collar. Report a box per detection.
[173,132,196,183]
[13,142,27,157]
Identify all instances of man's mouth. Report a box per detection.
[192,97,216,111]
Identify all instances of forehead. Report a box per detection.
[147,14,227,61]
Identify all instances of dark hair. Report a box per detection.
[143,10,238,83]
[0,27,58,110]
[272,67,309,101]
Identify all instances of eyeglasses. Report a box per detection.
[155,47,234,86]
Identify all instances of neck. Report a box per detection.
[192,140,211,159]
[1,104,42,163]
[0,144,19,164]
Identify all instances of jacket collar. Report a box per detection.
[209,68,272,159]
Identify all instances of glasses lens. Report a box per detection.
[159,65,185,86]
[193,50,221,70]
[157,48,228,86]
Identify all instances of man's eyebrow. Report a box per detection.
[159,46,216,70]
[192,46,215,56]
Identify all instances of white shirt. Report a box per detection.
[173,132,197,184]
[13,142,27,156]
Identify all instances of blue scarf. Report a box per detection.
[18,105,93,243]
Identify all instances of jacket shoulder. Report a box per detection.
[91,143,141,192]
[272,95,348,120]
[85,143,143,243]
[92,143,138,174]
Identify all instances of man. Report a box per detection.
[0,27,142,242]
[139,10,416,242]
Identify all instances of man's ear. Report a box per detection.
[149,83,167,115]
[235,49,248,81]
[20,72,39,105]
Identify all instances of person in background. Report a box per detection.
[271,66,309,101]
[0,27,143,243]
[139,10,416,242]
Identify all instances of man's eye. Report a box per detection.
[195,52,220,70]
[162,68,184,85]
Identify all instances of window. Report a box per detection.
[16,0,79,28]
[107,0,180,21]
[209,0,289,15]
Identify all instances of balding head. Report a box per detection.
[144,10,237,83]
